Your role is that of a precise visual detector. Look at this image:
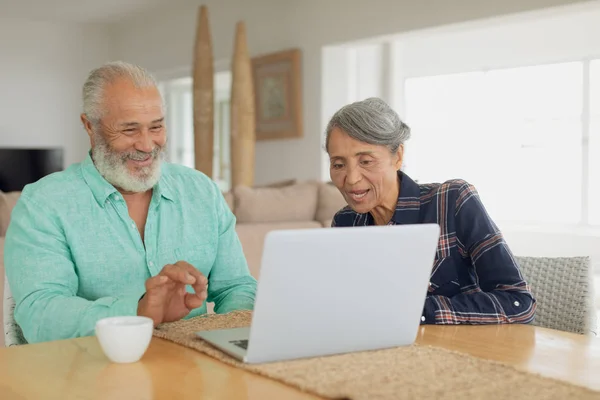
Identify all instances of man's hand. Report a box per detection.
[137,261,209,326]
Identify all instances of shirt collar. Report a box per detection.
[391,170,422,225]
[81,152,176,207]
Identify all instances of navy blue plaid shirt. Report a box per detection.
[332,171,536,324]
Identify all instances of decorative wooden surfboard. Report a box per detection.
[192,5,214,177]
[230,21,256,187]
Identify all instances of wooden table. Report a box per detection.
[0,325,598,399]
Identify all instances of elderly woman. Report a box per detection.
[327,97,536,325]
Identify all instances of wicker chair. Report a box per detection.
[516,256,597,335]
[3,277,27,346]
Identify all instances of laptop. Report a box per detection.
[195,223,440,364]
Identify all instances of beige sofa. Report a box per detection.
[224,181,345,277]
[0,181,346,346]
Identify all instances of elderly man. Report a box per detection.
[4,61,257,344]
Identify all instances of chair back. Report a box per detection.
[516,256,597,335]
[3,277,27,346]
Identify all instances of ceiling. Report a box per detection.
[0,0,184,23]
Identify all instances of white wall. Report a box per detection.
[0,18,113,168]
[111,0,592,184]
[394,6,600,78]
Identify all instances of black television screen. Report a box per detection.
[0,148,64,192]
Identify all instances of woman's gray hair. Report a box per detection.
[325,97,411,153]
[82,61,160,123]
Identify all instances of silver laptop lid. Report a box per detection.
[245,224,440,364]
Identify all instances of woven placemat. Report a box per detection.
[153,311,600,400]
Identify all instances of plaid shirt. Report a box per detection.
[332,171,536,325]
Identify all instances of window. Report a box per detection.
[322,6,600,320]
[589,60,600,225]
[159,71,232,191]
[404,62,585,225]
[322,6,600,228]
[159,77,194,169]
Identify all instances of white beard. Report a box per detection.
[91,133,165,193]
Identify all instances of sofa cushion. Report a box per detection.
[234,183,319,224]
[320,219,333,228]
[0,191,21,237]
[223,179,296,214]
[316,182,347,223]
[254,179,296,188]
[236,221,322,278]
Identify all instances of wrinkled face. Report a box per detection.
[81,78,167,193]
[328,127,403,214]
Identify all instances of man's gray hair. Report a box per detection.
[82,61,160,123]
[325,97,411,153]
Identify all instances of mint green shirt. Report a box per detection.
[4,154,256,344]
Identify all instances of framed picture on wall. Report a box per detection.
[251,48,303,140]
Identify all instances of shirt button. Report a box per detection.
[428,282,432,287]
[514,301,520,307]
[131,222,136,229]
[421,316,426,322]
[149,261,154,267]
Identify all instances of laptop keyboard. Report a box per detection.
[229,339,249,350]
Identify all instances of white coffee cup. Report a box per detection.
[95,316,154,363]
